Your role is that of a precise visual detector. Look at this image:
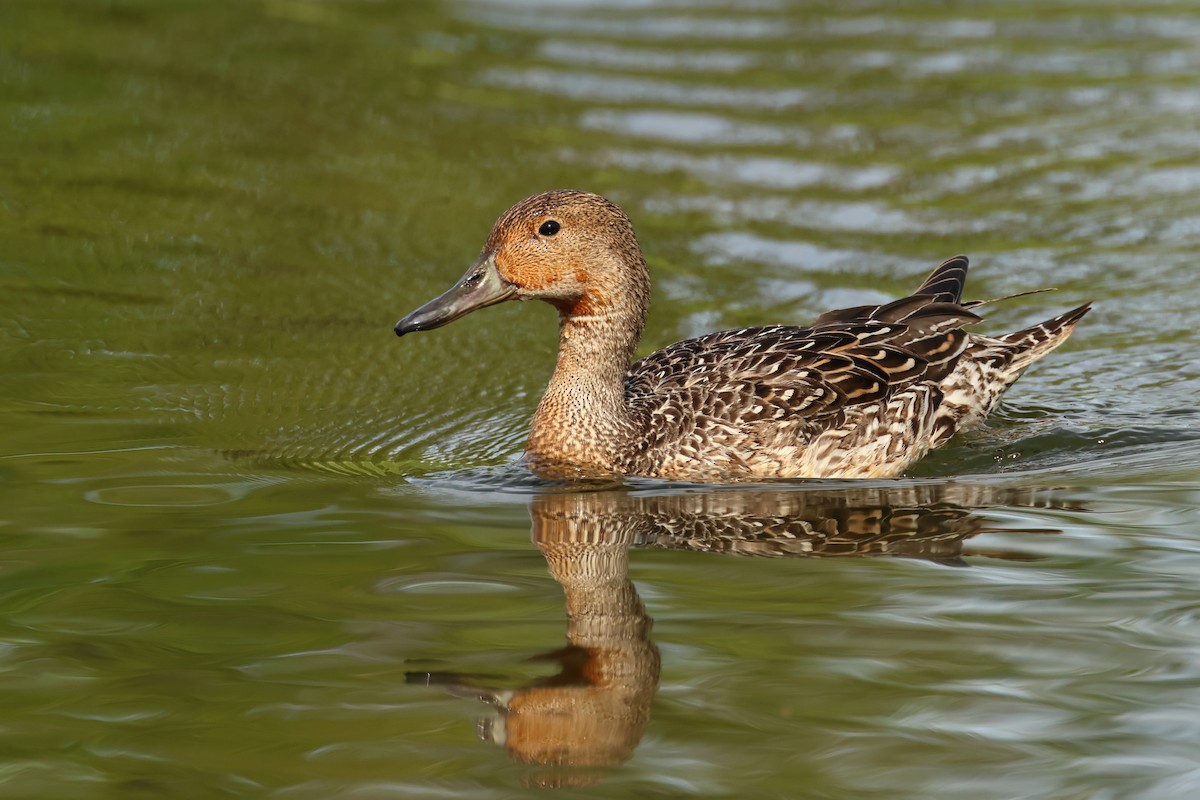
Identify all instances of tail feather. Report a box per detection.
[915,255,969,304]
[964,286,1056,310]
[813,255,971,327]
[998,301,1093,372]
[929,301,1092,446]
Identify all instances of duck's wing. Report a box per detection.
[626,295,981,438]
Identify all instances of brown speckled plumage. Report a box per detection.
[396,190,1091,481]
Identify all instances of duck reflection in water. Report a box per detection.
[407,482,1074,786]
[410,489,659,788]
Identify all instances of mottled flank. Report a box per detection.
[396,191,1090,481]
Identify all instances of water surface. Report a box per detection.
[3,0,1200,797]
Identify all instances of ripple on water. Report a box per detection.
[581,149,901,191]
[382,577,524,595]
[580,109,811,147]
[84,483,245,508]
[482,67,813,109]
[657,194,923,234]
[691,231,869,271]
[456,4,787,40]
[537,39,760,73]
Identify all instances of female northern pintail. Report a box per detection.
[395,190,1089,481]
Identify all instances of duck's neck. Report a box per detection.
[527,281,648,478]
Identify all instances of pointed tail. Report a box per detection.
[998,302,1093,372]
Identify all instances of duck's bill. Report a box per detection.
[395,252,516,336]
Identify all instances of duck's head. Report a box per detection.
[395,190,648,336]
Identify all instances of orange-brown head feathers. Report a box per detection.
[395,189,651,354]
[483,190,649,321]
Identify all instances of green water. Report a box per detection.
[3,0,1200,797]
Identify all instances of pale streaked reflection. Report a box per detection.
[409,481,1073,785]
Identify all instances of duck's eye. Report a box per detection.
[538,220,561,237]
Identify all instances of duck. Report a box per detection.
[395,190,1090,482]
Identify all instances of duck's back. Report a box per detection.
[619,257,1089,480]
